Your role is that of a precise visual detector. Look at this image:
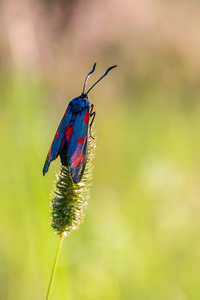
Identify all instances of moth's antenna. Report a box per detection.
[86,65,117,94]
[82,63,96,94]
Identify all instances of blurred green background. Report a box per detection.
[1,0,200,299]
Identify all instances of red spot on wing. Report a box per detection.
[80,154,85,162]
[84,111,89,125]
[72,154,86,169]
[55,132,59,138]
[58,124,73,154]
[85,135,88,142]
[77,137,84,144]
[72,157,81,168]
[65,124,74,143]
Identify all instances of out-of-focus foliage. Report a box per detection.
[1,0,200,299]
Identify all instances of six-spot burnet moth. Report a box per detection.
[43,63,117,183]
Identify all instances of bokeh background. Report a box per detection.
[1,0,200,299]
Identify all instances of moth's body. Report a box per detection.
[67,96,91,130]
[70,95,90,113]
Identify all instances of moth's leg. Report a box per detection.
[89,105,96,139]
[90,104,94,114]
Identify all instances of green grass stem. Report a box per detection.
[46,232,65,300]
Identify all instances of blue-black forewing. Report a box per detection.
[67,108,89,183]
[43,105,73,175]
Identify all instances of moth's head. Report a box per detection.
[80,93,89,100]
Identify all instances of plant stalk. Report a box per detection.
[46,232,65,300]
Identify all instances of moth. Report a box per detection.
[43,63,117,183]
